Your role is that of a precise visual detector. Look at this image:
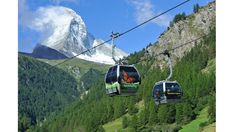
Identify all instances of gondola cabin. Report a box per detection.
[152,81,182,105]
[105,65,141,96]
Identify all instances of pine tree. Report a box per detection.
[19,115,31,132]
[166,105,176,123]
[193,3,200,13]
[175,104,183,123]
[113,99,125,118]
[130,115,138,131]
[148,101,157,125]
[208,95,216,123]
[157,105,168,123]
[97,126,105,132]
[138,110,147,126]
[183,103,194,123]
[122,116,128,129]
[128,97,138,115]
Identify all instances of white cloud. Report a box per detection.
[18,0,79,26]
[18,0,80,42]
[128,0,172,27]
[29,6,73,31]
[27,6,81,44]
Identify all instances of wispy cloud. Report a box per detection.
[18,0,35,27]
[49,0,79,5]
[128,0,172,27]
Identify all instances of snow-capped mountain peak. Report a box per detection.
[32,6,128,64]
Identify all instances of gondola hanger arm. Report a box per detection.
[163,50,173,81]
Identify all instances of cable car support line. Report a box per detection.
[51,0,191,68]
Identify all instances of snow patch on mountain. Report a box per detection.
[77,53,115,65]
[72,39,128,65]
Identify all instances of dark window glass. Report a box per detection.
[105,67,113,83]
[153,83,163,97]
[111,66,117,82]
[113,66,117,71]
[154,83,163,92]
[165,83,181,92]
[119,66,140,83]
[105,66,117,83]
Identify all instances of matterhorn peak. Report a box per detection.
[32,6,128,64]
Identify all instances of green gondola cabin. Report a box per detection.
[105,65,141,96]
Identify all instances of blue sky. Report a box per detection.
[18,0,214,54]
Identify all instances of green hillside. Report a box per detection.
[103,101,144,132]
[39,57,110,80]
[34,27,215,131]
[39,58,110,94]
[201,123,216,132]
[179,107,209,132]
[18,55,111,132]
[103,116,124,132]
[18,55,79,131]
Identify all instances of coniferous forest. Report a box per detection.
[18,55,79,131]
[18,2,216,132]
[18,27,215,132]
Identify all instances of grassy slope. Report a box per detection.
[103,113,136,132]
[179,107,209,132]
[103,106,212,132]
[103,101,144,132]
[103,116,133,132]
[103,116,125,132]
[38,58,110,80]
[201,123,216,132]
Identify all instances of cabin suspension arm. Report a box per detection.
[163,50,172,81]
[111,32,120,64]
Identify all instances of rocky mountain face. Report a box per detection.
[31,6,128,64]
[32,45,68,59]
[145,2,215,69]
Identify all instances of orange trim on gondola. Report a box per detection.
[123,71,135,83]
